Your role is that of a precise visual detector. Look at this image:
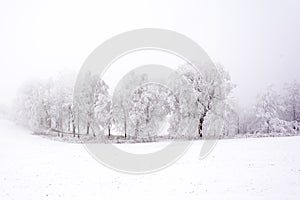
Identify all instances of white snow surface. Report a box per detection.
[1,119,300,200]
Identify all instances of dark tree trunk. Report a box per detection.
[108,125,111,137]
[198,109,208,138]
[198,116,204,137]
[124,120,127,139]
[86,123,90,135]
[90,125,95,137]
[72,124,76,137]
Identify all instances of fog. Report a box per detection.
[0,0,300,108]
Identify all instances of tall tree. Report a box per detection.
[254,85,280,133]
[169,63,233,138]
[283,80,300,122]
[94,79,111,136]
[112,72,147,138]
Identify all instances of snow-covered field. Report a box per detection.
[1,119,300,200]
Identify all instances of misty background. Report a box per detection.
[0,0,300,110]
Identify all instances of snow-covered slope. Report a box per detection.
[0,119,300,200]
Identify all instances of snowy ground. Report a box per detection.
[1,119,300,200]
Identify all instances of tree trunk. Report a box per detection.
[47,117,51,129]
[237,115,240,134]
[72,124,76,137]
[93,127,96,137]
[70,106,76,137]
[67,109,70,132]
[86,122,90,135]
[108,125,111,137]
[124,120,127,139]
[135,120,139,138]
[61,118,64,138]
[57,120,60,136]
[77,113,80,137]
[198,116,204,137]
[198,109,208,138]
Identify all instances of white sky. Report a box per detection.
[0,0,300,108]
[102,50,185,93]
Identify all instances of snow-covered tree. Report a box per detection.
[168,63,233,138]
[282,80,300,122]
[112,72,148,138]
[222,98,239,137]
[240,83,300,136]
[254,85,281,133]
[94,79,111,136]
[50,72,74,136]
[127,84,171,138]
[14,79,53,131]
[14,71,75,135]
[75,72,99,135]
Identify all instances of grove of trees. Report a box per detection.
[240,82,300,136]
[13,65,300,141]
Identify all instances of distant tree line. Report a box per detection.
[239,82,300,136]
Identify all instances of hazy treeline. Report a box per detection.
[239,82,300,136]
[13,65,300,140]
